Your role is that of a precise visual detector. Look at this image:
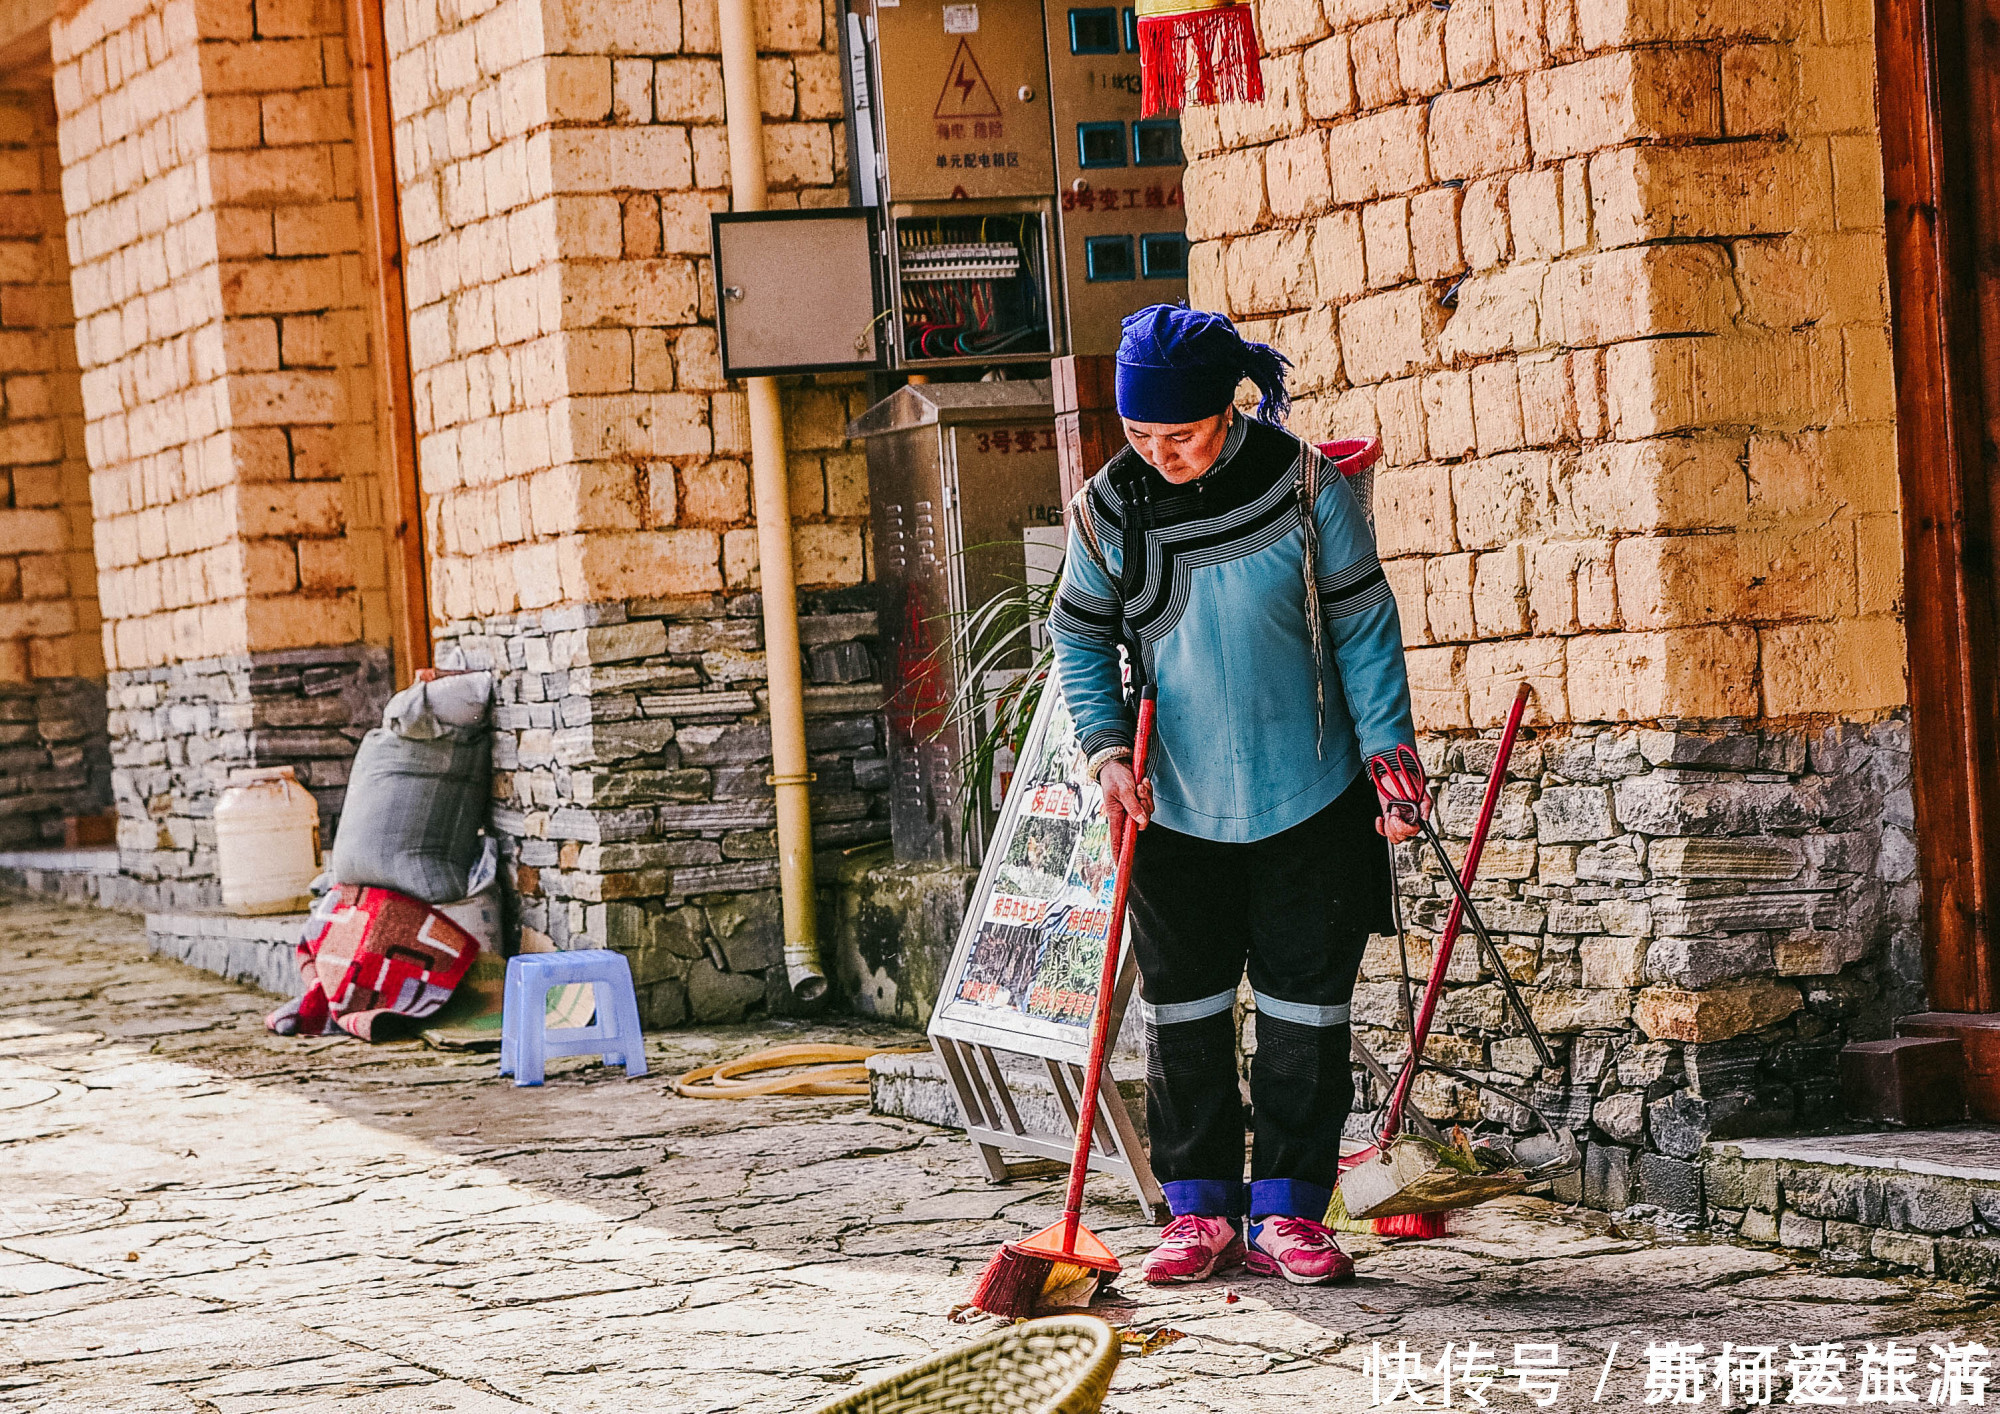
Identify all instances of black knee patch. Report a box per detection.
[1253,1010,1350,1084]
[1146,1011,1236,1083]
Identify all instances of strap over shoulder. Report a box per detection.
[1066,483,1112,581]
[1295,440,1327,756]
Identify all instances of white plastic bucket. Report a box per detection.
[216,766,321,915]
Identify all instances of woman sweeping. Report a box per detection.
[1048,305,1430,1287]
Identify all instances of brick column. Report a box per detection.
[0,86,112,848]
[51,0,395,905]
[1182,0,1916,1209]
[385,0,886,1020]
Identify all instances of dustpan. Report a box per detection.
[1339,1092,1581,1220]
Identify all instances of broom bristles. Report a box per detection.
[1044,1260,1097,1290]
[1374,1210,1447,1239]
[1326,1186,1450,1239]
[966,1244,1055,1319]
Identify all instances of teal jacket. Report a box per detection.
[1048,419,1416,844]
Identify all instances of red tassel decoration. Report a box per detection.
[1137,2,1264,117]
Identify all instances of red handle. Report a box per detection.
[1382,682,1531,1141]
[1368,743,1428,828]
[1060,688,1157,1249]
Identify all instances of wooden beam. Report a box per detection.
[1875,0,2000,1009]
[345,0,431,682]
[1052,354,1119,504]
[0,0,56,80]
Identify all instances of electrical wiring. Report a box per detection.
[895,214,1049,362]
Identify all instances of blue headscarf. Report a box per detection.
[1113,305,1292,425]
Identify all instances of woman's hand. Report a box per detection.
[1369,745,1431,844]
[1375,791,1430,844]
[1099,760,1154,843]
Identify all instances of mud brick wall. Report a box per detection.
[107,645,390,909]
[51,0,393,671]
[0,88,104,689]
[381,0,865,621]
[1183,0,1911,1188]
[436,588,889,1027]
[0,89,114,847]
[1182,0,1901,723]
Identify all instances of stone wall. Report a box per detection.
[1707,1137,2000,1282]
[108,644,390,909]
[1178,0,1911,1194]
[0,678,112,847]
[1336,715,1921,1217]
[436,585,888,1026]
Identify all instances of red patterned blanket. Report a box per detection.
[266,885,480,1041]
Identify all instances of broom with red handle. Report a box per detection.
[966,685,1158,1318]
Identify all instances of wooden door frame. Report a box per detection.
[347,0,432,683]
[1876,0,2000,1011]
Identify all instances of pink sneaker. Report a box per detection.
[1245,1215,1357,1286]
[1139,1214,1245,1285]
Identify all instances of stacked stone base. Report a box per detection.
[0,848,126,908]
[145,910,301,996]
[831,857,977,1026]
[0,678,112,848]
[107,646,392,912]
[438,589,891,1029]
[1707,1135,2000,1286]
[1342,712,1921,1213]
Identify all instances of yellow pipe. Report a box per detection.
[717,0,826,1001]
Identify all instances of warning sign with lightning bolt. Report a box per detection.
[933,38,1002,119]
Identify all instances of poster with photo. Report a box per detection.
[930,682,1131,1061]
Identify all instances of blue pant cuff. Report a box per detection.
[1248,1179,1333,1220]
[1164,1179,1245,1219]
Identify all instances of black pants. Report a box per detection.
[1129,771,1392,1221]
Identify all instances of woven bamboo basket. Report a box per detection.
[807,1316,1122,1414]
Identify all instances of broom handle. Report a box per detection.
[1382,681,1531,1141]
[1061,686,1157,1249]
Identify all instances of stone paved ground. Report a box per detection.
[3,896,1998,1414]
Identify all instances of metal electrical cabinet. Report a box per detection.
[852,0,1064,369]
[839,0,1189,367]
[847,382,1064,864]
[1041,2,1190,347]
[710,210,883,378]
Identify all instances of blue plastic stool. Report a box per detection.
[499,949,648,1087]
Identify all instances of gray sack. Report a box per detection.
[329,672,494,904]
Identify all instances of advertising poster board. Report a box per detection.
[928,680,1130,1068]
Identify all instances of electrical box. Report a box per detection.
[871,0,1057,201]
[1042,3,1189,352]
[848,0,1064,370]
[711,210,884,378]
[842,0,1189,366]
[847,381,1065,864]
